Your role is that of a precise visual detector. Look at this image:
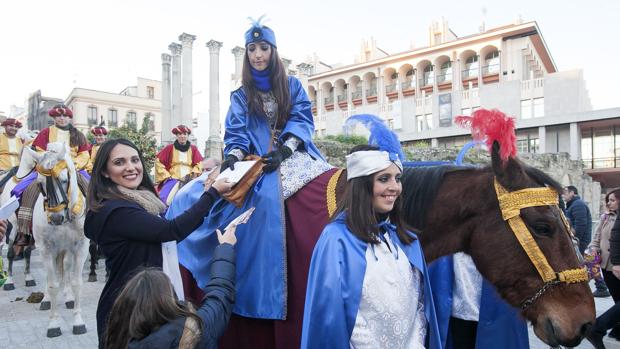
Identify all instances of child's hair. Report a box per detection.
[104,268,203,349]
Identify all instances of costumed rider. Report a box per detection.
[155,124,203,205]
[12,104,90,246]
[87,124,108,174]
[301,114,441,349]
[0,118,24,192]
[168,16,334,349]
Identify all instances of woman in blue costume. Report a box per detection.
[301,140,441,349]
[169,17,336,348]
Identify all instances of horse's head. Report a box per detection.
[465,142,594,347]
[35,143,82,225]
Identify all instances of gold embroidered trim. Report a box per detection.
[326,169,343,218]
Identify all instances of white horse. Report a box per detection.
[22,143,89,337]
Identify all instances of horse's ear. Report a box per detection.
[491,141,527,189]
[24,146,42,163]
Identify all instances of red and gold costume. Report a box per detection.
[31,107,90,171]
[155,125,203,184]
[0,119,23,171]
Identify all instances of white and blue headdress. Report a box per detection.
[344,114,405,181]
[244,15,277,48]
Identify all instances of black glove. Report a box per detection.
[262,146,293,173]
[220,155,239,172]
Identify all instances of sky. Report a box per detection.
[1,0,619,141]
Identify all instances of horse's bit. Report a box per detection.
[493,179,589,310]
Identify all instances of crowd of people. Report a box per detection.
[0,16,615,349]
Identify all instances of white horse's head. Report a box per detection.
[34,143,82,225]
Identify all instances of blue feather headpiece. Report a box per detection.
[345,114,405,161]
[245,15,277,48]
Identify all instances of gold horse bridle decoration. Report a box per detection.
[494,178,589,309]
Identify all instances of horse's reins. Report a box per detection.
[493,178,589,310]
[35,160,83,222]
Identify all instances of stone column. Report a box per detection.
[168,42,183,130]
[161,53,172,144]
[231,46,245,87]
[538,126,546,154]
[569,122,580,160]
[206,39,224,160]
[179,33,197,128]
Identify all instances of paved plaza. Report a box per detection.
[0,246,618,349]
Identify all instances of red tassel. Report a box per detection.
[455,108,517,162]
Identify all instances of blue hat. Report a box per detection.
[245,15,277,48]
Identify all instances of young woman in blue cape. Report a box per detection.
[169,17,336,348]
[301,144,442,349]
[428,254,529,349]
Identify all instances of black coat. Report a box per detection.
[127,243,235,349]
[565,195,592,250]
[609,216,620,265]
[84,187,220,348]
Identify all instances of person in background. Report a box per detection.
[202,158,221,174]
[88,125,108,173]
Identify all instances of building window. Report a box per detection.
[147,86,155,99]
[422,65,434,86]
[461,107,472,116]
[533,98,544,118]
[87,106,98,126]
[483,50,500,74]
[529,138,539,153]
[416,115,424,132]
[145,112,155,131]
[126,111,137,125]
[438,61,452,83]
[517,135,539,153]
[463,55,479,78]
[424,113,433,130]
[521,100,532,119]
[108,109,118,127]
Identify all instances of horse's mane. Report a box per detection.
[401,163,564,231]
[401,165,461,230]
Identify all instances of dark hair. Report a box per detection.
[336,144,414,245]
[241,43,291,130]
[87,138,157,211]
[104,268,203,349]
[565,185,578,195]
[606,188,620,213]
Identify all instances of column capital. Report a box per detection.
[179,33,197,47]
[231,46,245,57]
[206,39,223,53]
[168,42,182,55]
[296,63,314,75]
[161,53,171,64]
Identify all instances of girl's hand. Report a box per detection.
[211,177,235,194]
[216,225,237,246]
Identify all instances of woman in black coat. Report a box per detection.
[588,214,620,349]
[84,138,233,348]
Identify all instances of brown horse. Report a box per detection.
[193,143,594,348]
[397,142,594,347]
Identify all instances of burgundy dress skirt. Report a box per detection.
[180,168,344,349]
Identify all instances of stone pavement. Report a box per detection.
[1,245,620,349]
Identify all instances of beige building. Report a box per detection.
[302,19,620,189]
[65,77,164,143]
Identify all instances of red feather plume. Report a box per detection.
[455,108,517,162]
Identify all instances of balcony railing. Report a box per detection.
[337,95,347,103]
[352,90,362,99]
[436,72,452,83]
[582,157,620,169]
[401,80,414,90]
[462,68,478,79]
[385,83,397,93]
[311,100,317,108]
[482,64,500,75]
[366,87,377,97]
[420,73,434,87]
[324,96,334,105]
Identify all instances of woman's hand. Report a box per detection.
[216,225,237,246]
[211,177,235,194]
[262,147,293,173]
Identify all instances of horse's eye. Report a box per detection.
[532,224,552,237]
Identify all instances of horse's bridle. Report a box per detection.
[35,160,83,222]
[493,178,589,310]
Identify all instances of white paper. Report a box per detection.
[216,160,257,183]
[0,196,19,220]
[162,241,184,301]
[225,207,255,231]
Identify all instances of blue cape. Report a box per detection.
[428,256,529,349]
[171,76,324,320]
[301,214,442,349]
